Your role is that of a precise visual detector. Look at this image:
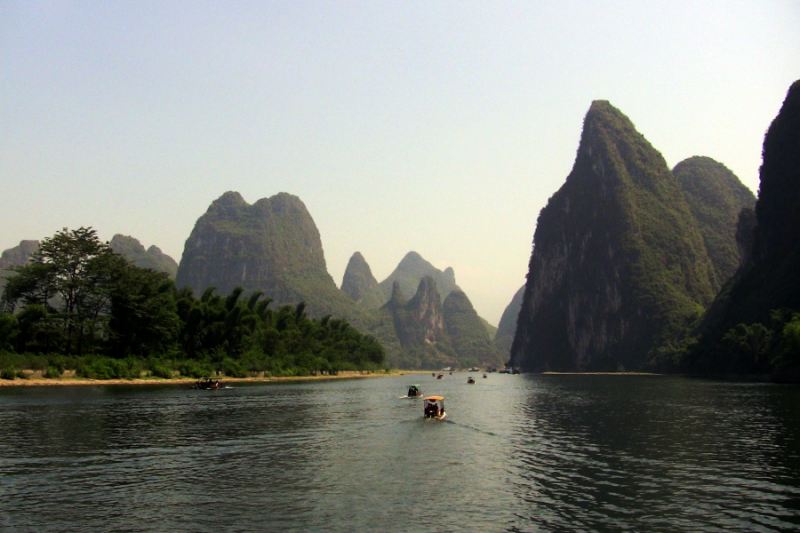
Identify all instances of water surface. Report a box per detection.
[1,374,799,531]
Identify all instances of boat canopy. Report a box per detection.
[424,395,445,401]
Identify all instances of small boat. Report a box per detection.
[403,384,422,398]
[436,374,444,380]
[467,376,475,384]
[194,377,222,390]
[482,373,487,379]
[423,395,446,421]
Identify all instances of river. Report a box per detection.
[1,374,799,531]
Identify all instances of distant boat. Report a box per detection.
[436,374,444,380]
[467,376,475,384]
[403,384,422,398]
[194,377,222,390]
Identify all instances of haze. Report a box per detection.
[1,1,797,324]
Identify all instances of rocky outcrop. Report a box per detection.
[382,277,503,369]
[673,156,755,288]
[110,234,178,278]
[691,80,800,378]
[0,240,39,295]
[0,240,39,270]
[341,252,383,308]
[511,100,716,372]
[494,285,525,358]
[176,191,359,320]
[389,276,447,348]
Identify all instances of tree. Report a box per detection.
[3,228,116,353]
[108,263,179,357]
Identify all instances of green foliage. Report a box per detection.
[443,290,504,368]
[76,356,144,379]
[0,313,17,351]
[689,81,800,379]
[1,226,386,380]
[513,100,717,372]
[673,156,755,289]
[722,322,773,372]
[44,366,62,378]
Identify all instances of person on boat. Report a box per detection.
[424,401,436,418]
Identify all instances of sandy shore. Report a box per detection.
[0,370,420,388]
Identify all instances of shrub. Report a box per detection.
[1,368,17,380]
[177,359,213,378]
[150,364,174,379]
[219,357,247,377]
[44,366,62,378]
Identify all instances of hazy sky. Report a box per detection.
[1,1,798,324]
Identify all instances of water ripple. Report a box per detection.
[1,376,799,531]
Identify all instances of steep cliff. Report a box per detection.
[381,276,503,369]
[691,80,800,378]
[383,277,455,369]
[494,285,525,358]
[176,191,360,320]
[511,100,716,372]
[340,252,384,308]
[673,157,755,288]
[110,234,178,278]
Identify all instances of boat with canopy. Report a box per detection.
[423,395,446,420]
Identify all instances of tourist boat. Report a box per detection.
[467,376,476,384]
[194,377,222,390]
[404,384,422,398]
[423,395,446,420]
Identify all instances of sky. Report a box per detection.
[1,1,798,325]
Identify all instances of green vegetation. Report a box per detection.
[688,81,800,380]
[0,227,385,380]
[511,100,717,372]
[443,290,504,368]
[673,156,755,289]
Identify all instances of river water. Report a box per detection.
[1,374,799,531]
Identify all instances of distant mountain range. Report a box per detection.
[6,80,796,378]
[174,191,503,369]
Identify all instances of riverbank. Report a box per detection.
[0,370,422,387]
